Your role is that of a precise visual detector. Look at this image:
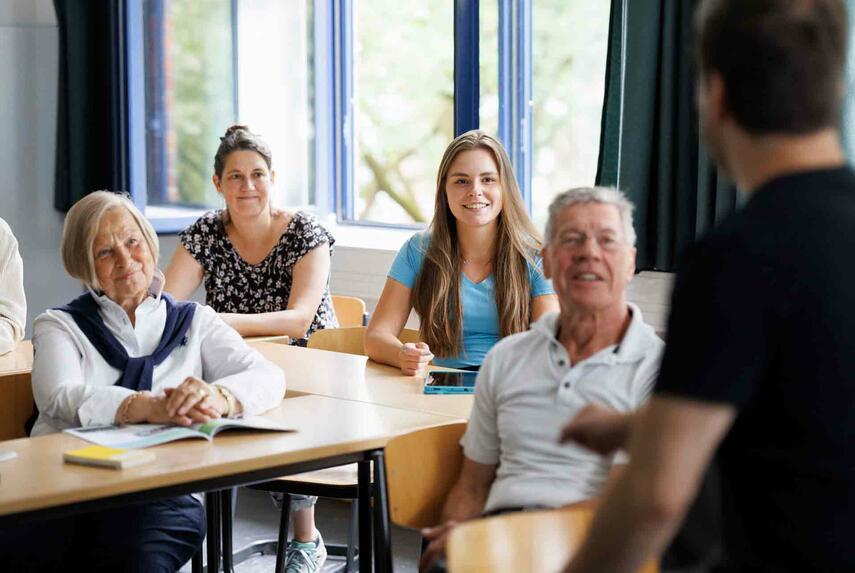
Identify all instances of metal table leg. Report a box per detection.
[206,491,222,573]
[358,459,373,573]
[221,489,235,573]
[372,450,392,573]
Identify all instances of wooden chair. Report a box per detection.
[307,326,420,356]
[238,325,420,571]
[0,340,34,441]
[446,506,659,573]
[332,295,368,327]
[385,422,467,529]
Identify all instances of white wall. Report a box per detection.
[0,1,80,336]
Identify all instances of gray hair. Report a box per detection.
[61,191,160,290]
[544,186,637,247]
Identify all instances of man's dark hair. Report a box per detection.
[696,0,848,134]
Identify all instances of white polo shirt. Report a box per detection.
[460,304,664,513]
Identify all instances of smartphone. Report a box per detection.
[423,371,478,394]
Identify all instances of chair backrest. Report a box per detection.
[384,421,467,529]
[307,326,421,356]
[307,326,368,355]
[0,372,33,440]
[331,295,368,327]
[446,506,659,573]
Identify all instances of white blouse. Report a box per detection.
[31,274,286,436]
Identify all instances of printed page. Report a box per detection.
[195,415,294,437]
[64,424,206,449]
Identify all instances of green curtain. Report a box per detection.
[842,0,855,160]
[596,0,737,271]
[53,0,129,212]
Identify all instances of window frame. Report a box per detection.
[125,0,568,232]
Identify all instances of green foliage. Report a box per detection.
[354,0,455,223]
[165,0,235,207]
[153,0,607,222]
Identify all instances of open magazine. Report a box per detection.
[64,416,294,449]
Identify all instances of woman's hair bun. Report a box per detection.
[222,124,250,140]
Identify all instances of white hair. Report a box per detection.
[544,186,637,247]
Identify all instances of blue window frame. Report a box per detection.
[126,0,605,232]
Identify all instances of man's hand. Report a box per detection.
[419,521,457,572]
[399,341,434,376]
[560,404,632,455]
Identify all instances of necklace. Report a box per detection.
[462,256,492,266]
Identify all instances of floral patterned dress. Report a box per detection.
[179,210,338,346]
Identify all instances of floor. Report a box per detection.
[182,489,422,572]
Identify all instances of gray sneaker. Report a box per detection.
[285,530,328,573]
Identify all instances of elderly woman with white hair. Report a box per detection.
[7,191,285,572]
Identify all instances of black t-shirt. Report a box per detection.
[655,167,855,572]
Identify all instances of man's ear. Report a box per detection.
[626,246,637,283]
[704,71,729,125]
[542,245,552,279]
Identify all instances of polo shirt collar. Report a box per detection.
[532,302,656,365]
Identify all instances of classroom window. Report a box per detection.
[530,0,610,229]
[130,0,610,231]
[480,0,500,139]
[351,0,454,225]
[139,0,314,222]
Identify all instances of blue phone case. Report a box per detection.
[423,385,474,394]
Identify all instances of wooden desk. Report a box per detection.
[0,394,453,519]
[0,394,457,572]
[251,342,474,420]
[244,334,290,345]
[0,340,33,441]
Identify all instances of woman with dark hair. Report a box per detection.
[365,130,558,375]
[164,125,335,572]
[165,124,338,346]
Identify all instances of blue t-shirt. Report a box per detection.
[388,232,554,368]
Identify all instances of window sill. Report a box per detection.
[328,221,420,253]
[147,205,210,234]
[148,203,422,255]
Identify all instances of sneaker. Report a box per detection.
[285,530,328,573]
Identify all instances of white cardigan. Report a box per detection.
[31,274,285,436]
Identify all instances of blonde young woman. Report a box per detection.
[365,130,559,375]
[164,125,335,572]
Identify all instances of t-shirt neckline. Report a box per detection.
[219,210,300,269]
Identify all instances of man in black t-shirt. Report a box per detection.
[561,1,855,572]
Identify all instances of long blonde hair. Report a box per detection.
[411,131,543,358]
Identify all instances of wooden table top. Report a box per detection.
[0,394,456,517]
[250,342,474,420]
[0,340,32,376]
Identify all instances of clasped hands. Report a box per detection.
[117,376,229,426]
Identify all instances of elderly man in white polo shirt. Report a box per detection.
[420,186,664,571]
